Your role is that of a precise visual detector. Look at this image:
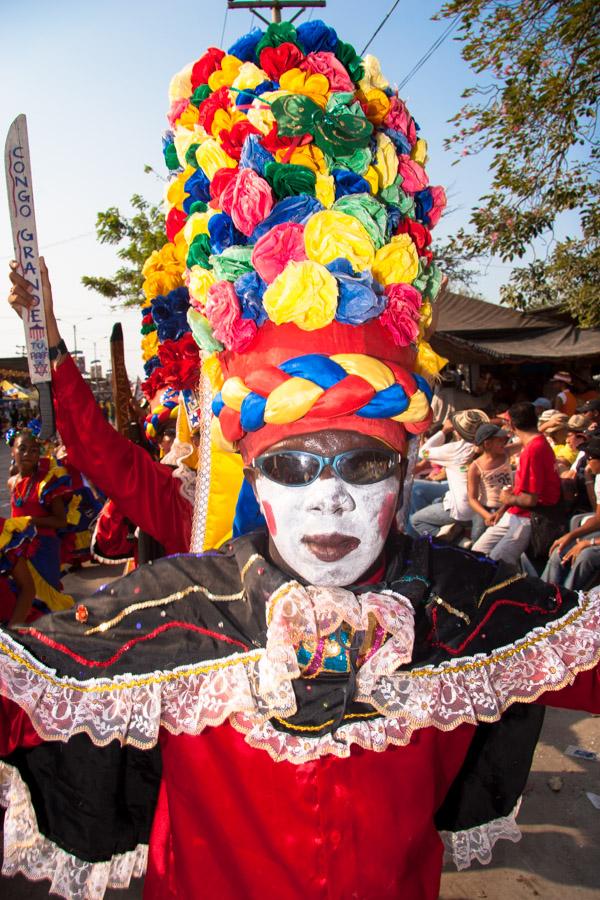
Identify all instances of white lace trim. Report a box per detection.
[0,760,147,899]
[0,587,598,764]
[440,799,522,870]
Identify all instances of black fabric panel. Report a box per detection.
[6,735,161,863]
[435,703,546,831]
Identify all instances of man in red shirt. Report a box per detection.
[472,402,561,564]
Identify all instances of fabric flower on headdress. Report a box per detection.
[251,195,323,240]
[397,156,429,194]
[235,271,269,325]
[240,134,275,176]
[297,19,338,54]
[208,212,247,254]
[333,193,388,249]
[359,54,389,93]
[142,244,185,301]
[279,68,330,108]
[395,218,432,263]
[151,287,191,342]
[217,120,260,161]
[252,222,307,283]
[360,89,390,126]
[158,332,201,390]
[379,283,422,347]
[211,245,254,282]
[205,280,258,351]
[372,234,420,286]
[187,266,217,312]
[304,209,375,273]
[263,260,337,330]
[384,97,417,147]
[264,161,317,199]
[228,28,263,63]
[272,93,373,159]
[214,168,274,236]
[208,55,243,92]
[328,259,386,325]
[373,133,399,189]
[191,47,225,90]
[195,139,237,179]
[416,186,447,228]
[259,43,304,81]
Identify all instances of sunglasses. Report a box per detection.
[253,448,400,487]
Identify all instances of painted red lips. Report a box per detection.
[301,533,361,562]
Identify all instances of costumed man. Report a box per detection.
[1,20,599,900]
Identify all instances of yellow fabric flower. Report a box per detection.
[232,62,267,91]
[169,64,193,102]
[207,55,243,91]
[174,126,210,169]
[372,234,420,286]
[165,165,195,212]
[315,173,335,208]
[363,166,380,195]
[359,55,389,92]
[247,102,275,135]
[415,341,448,379]
[203,353,225,394]
[419,300,433,338]
[178,104,200,129]
[211,107,245,139]
[279,68,330,108]
[195,139,237,179]
[263,260,338,331]
[411,138,428,166]
[374,133,398,189]
[173,232,189,268]
[188,266,217,312]
[183,210,216,248]
[276,143,328,174]
[141,331,159,362]
[304,210,375,272]
[361,89,390,125]
[142,244,185,300]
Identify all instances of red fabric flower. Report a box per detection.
[300,52,354,92]
[158,333,200,390]
[191,47,225,90]
[197,86,231,133]
[167,98,190,128]
[384,98,417,146]
[165,208,187,242]
[259,43,304,81]
[379,284,422,347]
[218,120,260,161]
[142,368,166,400]
[260,124,294,155]
[210,167,239,207]
[395,219,432,263]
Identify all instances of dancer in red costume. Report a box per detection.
[0,516,37,626]
[1,20,598,900]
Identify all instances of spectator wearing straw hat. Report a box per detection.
[410,409,489,538]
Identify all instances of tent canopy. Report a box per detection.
[430,292,600,363]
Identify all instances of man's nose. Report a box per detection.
[307,474,355,514]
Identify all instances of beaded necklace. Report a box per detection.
[13,467,38,508]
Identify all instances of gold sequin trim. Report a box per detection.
[273,710,379,732]
[240,553,264,582]
[432,594,471,625]
[266,581,299,626]
[84,584,245,635]
[478,574,526,608]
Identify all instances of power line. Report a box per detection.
[360,0,402,56]
[397,14,461,91]
[219,5,229,46]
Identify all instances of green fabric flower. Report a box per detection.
[271,93,372,158]
[325,146,372,176]
[191,85,211,107]
[189,200,208,215]
[335,40,364,82]
[186,233,212,270]
[185,143,201,168]
[380,178,416,216]
[264,161,316,199]
[333,193,388,249]
[422,262,443,301]
[210,245,254,282]
[187,308,223,353]
[255,21,299,57]
[164,143,180,171]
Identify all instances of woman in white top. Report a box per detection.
[467,423,513,542]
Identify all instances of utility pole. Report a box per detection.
[227,1,326,26]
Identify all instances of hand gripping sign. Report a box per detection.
[4,115,55,439]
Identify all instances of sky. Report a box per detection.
[0,0,514,380]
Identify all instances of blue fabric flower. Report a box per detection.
[332,169,371,199]
[144,355,161,377]
[234,80,277,108]
[228,28,264,62]
[240,134,275,176]
[151,287,191,342]
[208,213,247,254]
[383,127,413,156]
[297,20,338,53]
[386,204,402,236]
[235,271,268,325]
[183,169,211,214]
[251,195,323,241]
[414,188,434,225]
[327,259,386,325]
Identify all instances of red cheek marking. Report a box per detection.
[378,491,397,538]
[262,500,277,537]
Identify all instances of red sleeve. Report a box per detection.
[537,663,600,713]
[53,355,191,554]
[0,694,43,755]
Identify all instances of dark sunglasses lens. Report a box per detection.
[259,452,321,485]
[337,450,396,484]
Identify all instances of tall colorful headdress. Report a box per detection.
[143,18,448,547]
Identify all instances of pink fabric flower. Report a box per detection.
[251,223,307,284]
[397,156,429,193]
[300,52,354,92]
[427,185,447,227]
[218,168,274,236]
[384,98,417,146]
[379,283,422,347]
[167,98,189,128]
[205,281,257,351]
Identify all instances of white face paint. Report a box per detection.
[254,471,401,587]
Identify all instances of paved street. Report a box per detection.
[0,442,598,899]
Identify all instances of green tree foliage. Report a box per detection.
[437,0,600,326]
[82,192,166,306]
